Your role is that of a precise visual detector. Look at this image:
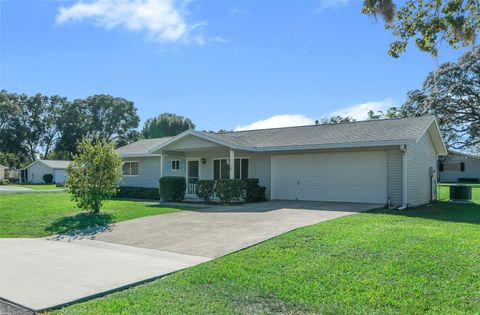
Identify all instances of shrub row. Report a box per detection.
[196,178,266,203]
[159,176,186,201]
[0,179,9,185]
[116,186,160,200]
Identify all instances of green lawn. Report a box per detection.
[9,184,62,190]
[51,185,480,314]
[0,192,190,238]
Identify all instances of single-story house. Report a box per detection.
[116,116,447,208]
[21,160,71,184]
[438,151,480,183]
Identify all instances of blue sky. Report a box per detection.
[0,0,467,131]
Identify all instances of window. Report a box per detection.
[122,162,139,176]
[461,162,465,172]
[171,160,180,171]
[213,158,249,180]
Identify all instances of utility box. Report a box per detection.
[450,185,472,201]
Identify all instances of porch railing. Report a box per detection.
[187,183,197,196]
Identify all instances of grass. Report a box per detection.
[0,192,191,238]
[50,185,480,314]
[8,183,62,190]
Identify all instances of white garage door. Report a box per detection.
[272,151,387,203]
[54,170,67,184]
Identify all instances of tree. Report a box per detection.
[142,113,195,138]
[40,95,68,159]
[56,95,140,156]
[65,138,122,214]
[367,107,402,120]
[362,0,479,57]
[317,115,356,124]
[401,46,479,151]
[0,91,27,158]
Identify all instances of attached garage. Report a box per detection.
[54,169,67,184]
[272,151,388,203]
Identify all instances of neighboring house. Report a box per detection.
[21,160,71,184]
[438,152,480,183]
[116,116,447,208]
[0,165,9,180]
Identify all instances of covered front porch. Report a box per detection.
[152,133,271,199]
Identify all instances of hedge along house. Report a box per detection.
[20,160,71,184]
[116,116,447,208]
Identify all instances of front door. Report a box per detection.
[186,160,200,197]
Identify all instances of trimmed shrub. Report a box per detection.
[159,176,186,201]
[116,186,160,200]
[458,178,479,182]
[196,180,215,203]
[0,179,9,185]
[215,179,246,204]
[43,174,54,184]
[243,178,266,202]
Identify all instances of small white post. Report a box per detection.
[160,154,164,178]
[229,149,235,179]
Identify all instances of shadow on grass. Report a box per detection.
[45,212,113,240]
[370,201,480,225]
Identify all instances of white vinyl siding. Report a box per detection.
[54,169,67,184]
[406,133,438,206]
[387,149,403,207]
[272,151,388,203]
[120,157,161,188]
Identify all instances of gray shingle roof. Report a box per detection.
[40,160,71,169]
[204,116,435,148]
[116,116,437,155]
[116,137,174,155]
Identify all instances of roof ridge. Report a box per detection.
[212,115,434,135]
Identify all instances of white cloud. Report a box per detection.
[313,0,353,13]
[232,98,396,131]
[56,0,193,43]
[234,114,315,131]
[230,7,251,15]
[326,98,396,121]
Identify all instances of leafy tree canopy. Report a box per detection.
[362,0,479,57]
[367,107,402,120]
[401,46,479,152]
[317,115,356,124]
[142,113,195,138]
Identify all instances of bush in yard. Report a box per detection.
[196,180,215,203]
[65,138,122,214]
[43,174,54,184]
[116,186,160,200]
[159,176,186,201]
[215,179,246,204]
[243,178,266,202]
[0,179,9,185]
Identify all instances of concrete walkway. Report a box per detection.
[0,238,209,312]
[0,201,381,312]
[0,185,63,193]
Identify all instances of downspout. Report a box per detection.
[160,153,164,178]
[399,144,408,210]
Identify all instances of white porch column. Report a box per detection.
[229,149,235,179]
[160,154,164,178]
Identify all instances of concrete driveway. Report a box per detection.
[0,201,381,312]
[75,200,381,258]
